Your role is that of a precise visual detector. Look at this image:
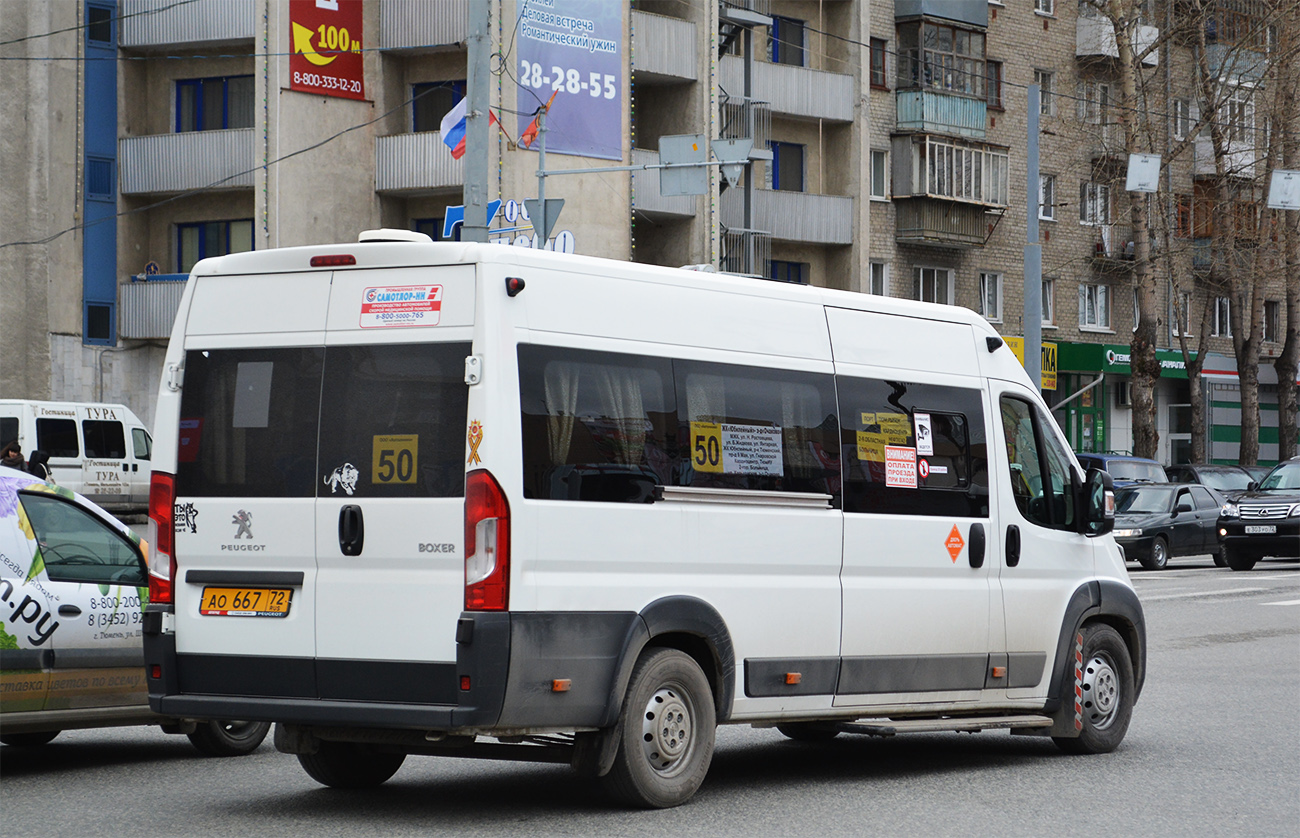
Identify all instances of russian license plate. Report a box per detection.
[1244,525,1276,534]
[200,587,292,617]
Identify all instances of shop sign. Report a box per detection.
[289,0,364,101]
[1004,337,1057,390]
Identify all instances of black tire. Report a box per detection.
[776,723,841,742]
[602,648,716,809]
[298,741,406,789]
[1053,623,1135,755]
[185,720,271,757]
[1225,547,1258,571]
[1212,548,1228,568]
[1,730,60,747]
[1139,536,1169,570]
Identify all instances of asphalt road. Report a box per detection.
[3,555,1298,838]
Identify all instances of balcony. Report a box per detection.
[719,57,854,122]
[720,188,853,245]
[119,278,186,340]
[380,0,467,51]
[894,199,989,249]
[631,149,696,219]
[375,132,463,193]
[1192,238,1254,278]
[120,0,254,49]
[119,129,254,195]
[1204,44,1267,83]
[1091,224,1136,269]
[1194,136,1256,180]
[890,135,1010,208]
[1076,16,1159,67]
[631,11,696,84]
[895,90,986,140]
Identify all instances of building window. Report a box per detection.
[1175,194,1193,238]
[913,267,953,305]
[177,76,254,132]
[1080,181,1111,225]
[870,38,888,88]
[86,2,113,44]
[770,260,807,284]
[896,20,986,97]
[870,150,889,200]
[1042,278,1055,325]
[770,16,805,66]
[769,141,804,192]
[1039,174,1056,220]
[413,80,464,133]
[178,219,254,274]
[1264,300,1281,343]
[1171,289,1193,337]
[1035,0,1055,15]
[986,60,1003,109]
[1080,81,1110,125]
[413,218,458,242]
[1212,296,1231,337]
[1225,85,1254,144]
[1034,70,1054,115]
[1078,283,1111,329]
[869,262,889,295]
[1132,287,1140,332]
[1173,98,1192,141]
[979,272,1002,321]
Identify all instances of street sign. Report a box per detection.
[712,138,753,187]
[524,198,565,242]
[1267,169,1300,210]
[1126,153,1160,193]
[659,134,708,197]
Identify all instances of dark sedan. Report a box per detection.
[1113,483,1226,569]
[1167,463,1262,500]
[1217,457,1300,571]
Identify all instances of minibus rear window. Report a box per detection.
[37,418,79,458]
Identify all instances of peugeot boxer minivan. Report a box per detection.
[143,233,1143,807]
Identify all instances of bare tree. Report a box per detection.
[1274,1,1300,461]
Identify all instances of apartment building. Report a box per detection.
[1,0,1292,462]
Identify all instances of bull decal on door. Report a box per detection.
[324,463,359,496]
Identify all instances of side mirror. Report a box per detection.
[1247,481,1259,492]
[1080,467,1115,536]
[1175,500,1194,515]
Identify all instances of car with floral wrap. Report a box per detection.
[0,466,268,754]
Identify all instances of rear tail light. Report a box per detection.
[464,469,510,611]
[146,472,177,605]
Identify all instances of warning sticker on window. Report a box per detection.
[360,285,442,328]
[690,421,783,475]
[914,412,933,456]
[884,445,917,488]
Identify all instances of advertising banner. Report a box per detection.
[289,0,364,101]
[1004,337,1058,390]
[516,1,623,160]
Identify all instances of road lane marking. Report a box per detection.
[1141,587,1267,601]
[1262,599,1300,606]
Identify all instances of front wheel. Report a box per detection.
[602,648,716,809]
[298,741,406,789]
[1,730,60,747]
[1052,623,1135,755]
[1212,548,1228,568]
[186,720,272,756]
[1139,536,1169,570]
[1225,547,1258,571]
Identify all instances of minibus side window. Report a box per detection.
[36,419,80,458]
[839,377,988,517]
[83,420,127,459]
[132,428,152,460]
[674,360,840,498]
[177,348,324,497]
[1000,396,1075,530]
[518,345,674,502]
[317,343,471,498]
[0,417,17,449]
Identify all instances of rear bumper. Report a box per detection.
[1218,521,1300,558]
[145,610,642,733]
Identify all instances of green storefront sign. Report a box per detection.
[1056,342,1196,379]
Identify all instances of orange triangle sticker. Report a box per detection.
[946,525,965,563]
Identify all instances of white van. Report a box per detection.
[143,233,1143,807]
[0,401,152,511]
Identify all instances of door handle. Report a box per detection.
[968,523,985,569]
[338,505,365,556]
[58,604,82,617]
[1005,524,1020,568]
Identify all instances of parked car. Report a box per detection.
[1217,457,1300,571]
[1076,454,1168,488]
[0,466,269,753]
[1112,482,1227,569]
[1167,463,1261,500]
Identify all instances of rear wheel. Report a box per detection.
[186,720,271,757]
[1053,623,1135,755]
[1139,536,1169,570]
[0,731,60,747]
[602,648,716,808]
[1225,547,1258,571]
[776,723,840,742]
[298,741,406,789]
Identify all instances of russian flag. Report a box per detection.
[440,97,497,160]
